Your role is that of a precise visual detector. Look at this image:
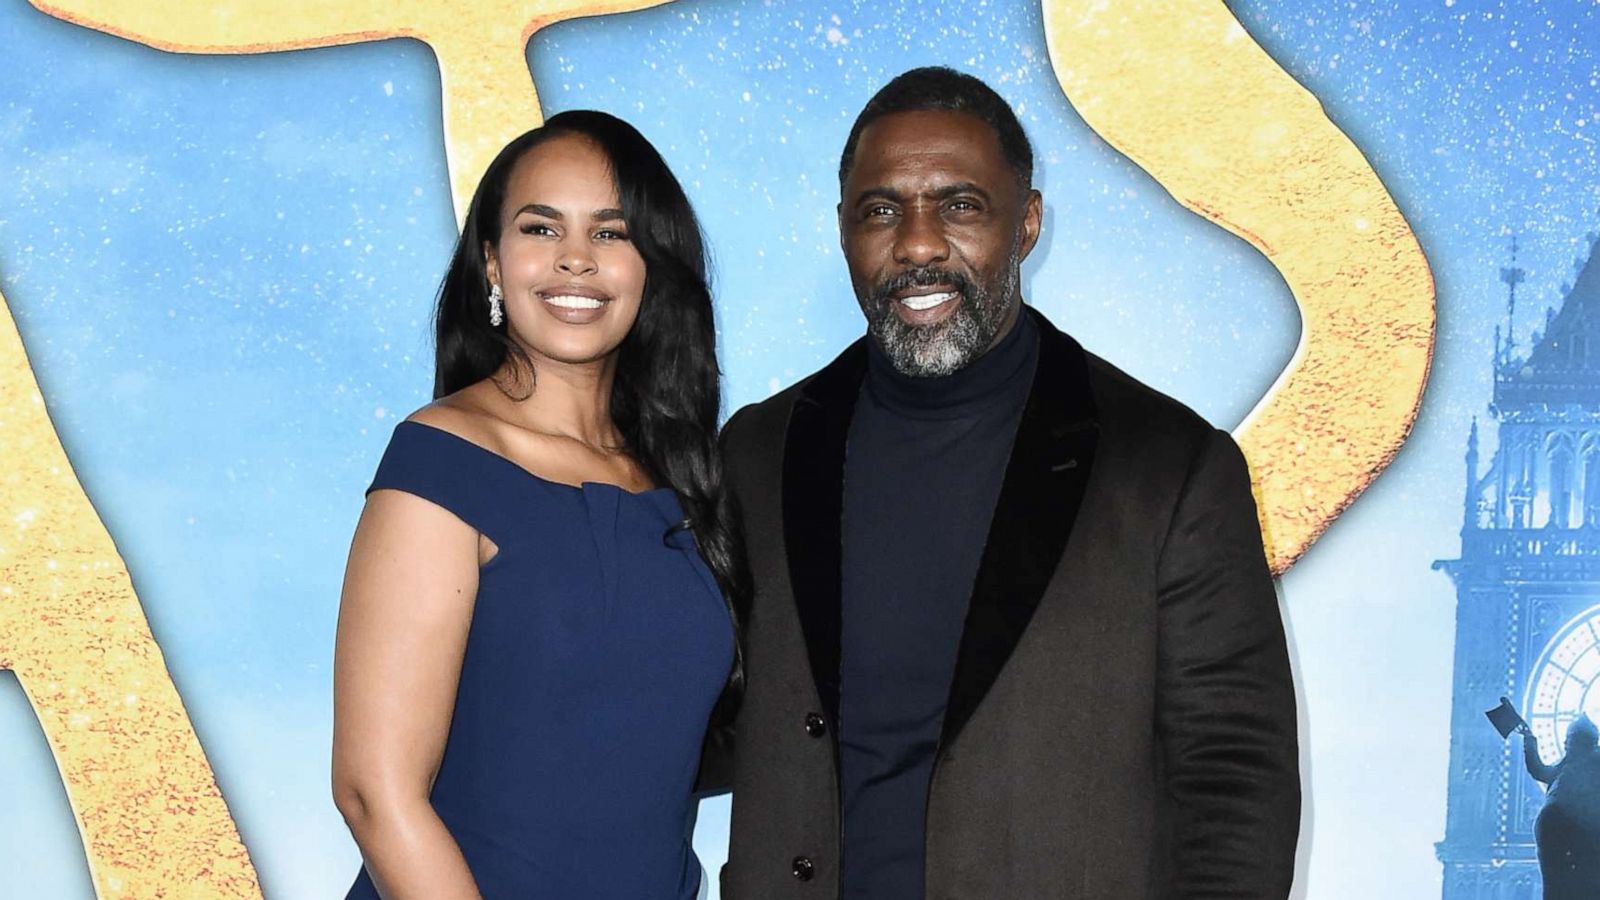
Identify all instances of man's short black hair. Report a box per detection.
[838,66,1034,190]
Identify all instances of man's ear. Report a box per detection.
[836,201,847,253]
[1018,188,1043,262]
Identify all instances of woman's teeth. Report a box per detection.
[899,291,958,311]
[544,295,605,310]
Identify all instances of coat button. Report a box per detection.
[804,712,827,738]
[791,855,815,881]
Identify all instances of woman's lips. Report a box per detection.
[539,292,610,324]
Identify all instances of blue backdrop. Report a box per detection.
[1,0,1598,896]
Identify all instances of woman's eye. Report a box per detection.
[520,222,556,236]
[595,229,630,241]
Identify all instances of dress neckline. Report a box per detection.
[398,420,676,500]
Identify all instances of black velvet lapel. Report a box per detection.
[782,310,1098,746]
[939,308,1100,748]
[781,339,868,731]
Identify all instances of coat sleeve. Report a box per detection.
[693,404,759,798]
[1155,427,1301,899]
[1523,732,1559,786]
[694,721,736,798]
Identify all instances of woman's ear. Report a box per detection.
[483,240,500,290]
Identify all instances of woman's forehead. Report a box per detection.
[504,135,620,213]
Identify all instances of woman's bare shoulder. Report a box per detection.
[402,388,589,486]
[402,387,517,455]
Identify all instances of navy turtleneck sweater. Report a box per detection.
[838,307,1039,899]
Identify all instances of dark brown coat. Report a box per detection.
[702,308,1300,899]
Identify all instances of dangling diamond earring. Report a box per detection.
[488,284,504,327]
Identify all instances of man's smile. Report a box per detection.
[896,288,960,311]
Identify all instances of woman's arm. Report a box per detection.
[332,488,488,899]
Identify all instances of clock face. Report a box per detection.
[1526,604,1600,765]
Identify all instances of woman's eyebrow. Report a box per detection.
[513,203,562,219]
[511,204,625,221]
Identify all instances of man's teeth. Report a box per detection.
[544,294,605,310]
[899,291,958,311]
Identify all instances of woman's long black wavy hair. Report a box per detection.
[432,110,746,717]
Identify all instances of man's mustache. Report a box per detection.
[869,267,973,308]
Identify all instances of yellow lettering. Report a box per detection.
[0,2,1427,894]
[29,0,677,223]
[1044,0,1434,573]
[7,2,676,894]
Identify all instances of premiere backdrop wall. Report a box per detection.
[0,0,1595,898]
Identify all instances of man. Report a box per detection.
[705,66,1300,899]
[1523,715,1600,898]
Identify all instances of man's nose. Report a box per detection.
[892,208,949,267]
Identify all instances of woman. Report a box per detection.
[332,111,741,899]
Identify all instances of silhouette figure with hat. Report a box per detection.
[1521,711,1600,898]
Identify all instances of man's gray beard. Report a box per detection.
[867,251,1021,378]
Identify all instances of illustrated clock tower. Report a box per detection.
[1436,231,1600,899]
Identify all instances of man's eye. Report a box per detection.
[948,200,979,212]
[865,205,896,218]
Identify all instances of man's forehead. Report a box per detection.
[846,109,1010,192]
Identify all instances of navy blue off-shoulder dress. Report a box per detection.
[345,421,734,900]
